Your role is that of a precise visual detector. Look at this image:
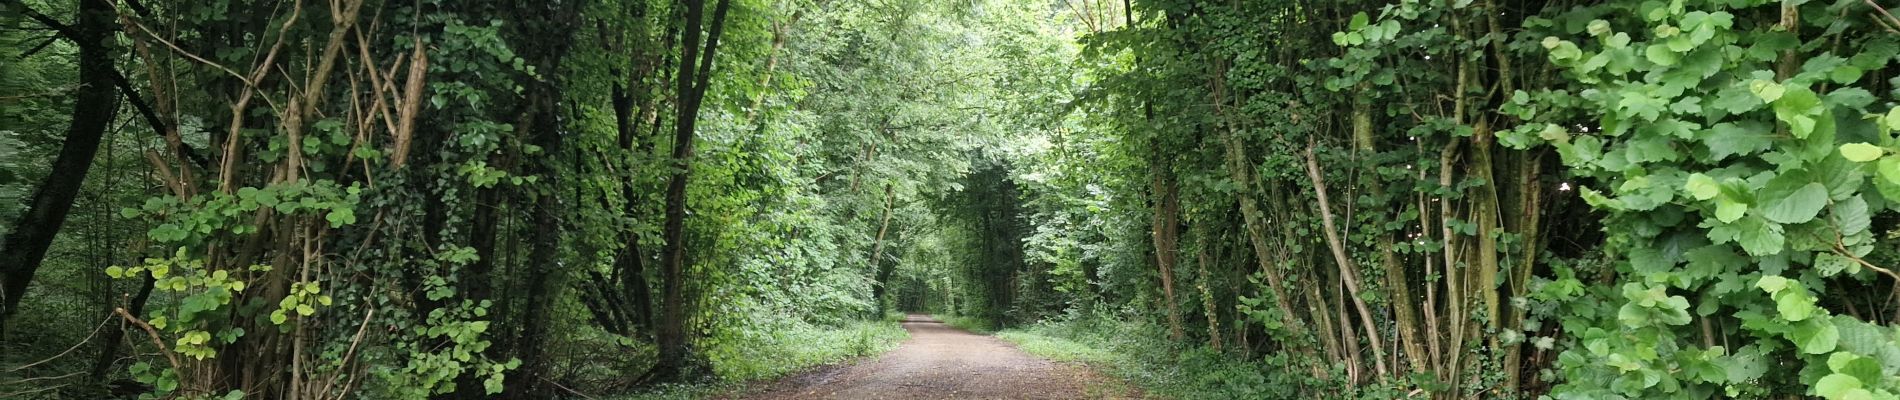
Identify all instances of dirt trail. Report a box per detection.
[741,315,1139,400]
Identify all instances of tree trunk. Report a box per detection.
[869,184,897,314]
[503,16,573,384]
[1303,143,1391,379]
[1351,86,1427,375]
[652,0,733,381]
[1151,155,1186,341]
[0,0,121,328]
[1193,225,1222,351]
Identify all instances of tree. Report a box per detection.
[0,0,119,328]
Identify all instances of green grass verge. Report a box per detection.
[606,318,908,399]
[931,314,996,334]
[989,315,1341,400]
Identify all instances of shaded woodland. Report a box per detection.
[5,0,1900,399]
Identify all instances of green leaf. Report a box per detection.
[1704,122,1775,161]
[1815,253,1855,276]
[1750,79,1786,103]
[1735,217,1786,256]
[1757,275,1791,293]
[1645,44,1680,66]
[1830,66,1864,84]
[1834,195,1871,236]
[1686,173,1720,200]
[1778,287,1817,321]
[1886,107,1900,131]
[1816,373,1862,399]
[485,371,506,394]
[1791,319,1840,354]
[1880,157,1900,185]
[1775,87,1826,139]
[1349,12,1369,30]
[1829,352,1885,383]
[325,208,355,227]
[1838,389,1873,400]
[1716,196,1748,223]
[1759,173,1829,224]
[1840,143,1883,162]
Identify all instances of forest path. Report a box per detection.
[738,314,1140,399]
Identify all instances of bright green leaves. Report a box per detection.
[1750,79,1786,103]
[1809,321,1900,399]
[1773,85,1828,139]
[1685,173,1719,200]
[1841,143,1885,162]
[1815,373,1865,400]
[272,281,333,326]
[1792,320,1842,355]
[1755,275,1791,293]
[1827,352,1886,385]
[1758,173,1829,224]
[1644,44,1679,66]
[174,330,217,360]
[1882,106,1900,132]
[1879,157,1900,187]
[1619,283,1693,327]
[132,181,364,246]
[101,250,260,364]
[1715,200,1748,223]
[1685,173,1751,223]
[1529,1,1900,399]
[1546,37,1584,62]
[1333,12,1401,47]
[1759,275,1823,325]
[1332,12,1369,46]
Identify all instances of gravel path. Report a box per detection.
[740,315,1139,399]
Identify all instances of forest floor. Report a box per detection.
[735,315,1142,400]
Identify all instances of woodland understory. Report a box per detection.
[5,0,1900,399]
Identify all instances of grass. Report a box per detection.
[606,317,908,400]
[932,314,996,334]
[988,314,1339,400]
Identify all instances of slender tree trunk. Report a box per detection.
[1352,86,1427,376]
[0,0,121,328]
[1225,140,1309,347]
[870,184,897,313]
[1303,143,1391,379]
[609,24,657,334]
[1151,155,1186,341]
[652,0,733,381]
[1193,226,1222,351]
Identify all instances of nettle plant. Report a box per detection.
[1506,1,1900,399]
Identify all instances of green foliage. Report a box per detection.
[12,0,1900,399]
[995,312,1346,400]
[706,319,907,381]
[1526,1,1900,398]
